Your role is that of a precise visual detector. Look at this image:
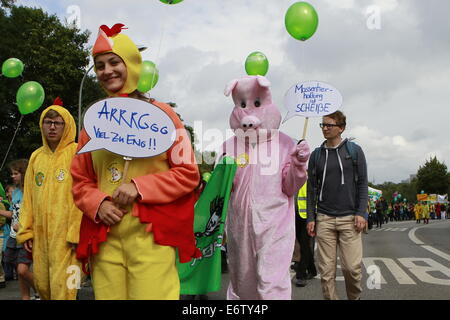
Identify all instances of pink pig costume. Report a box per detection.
[221,75,310,300]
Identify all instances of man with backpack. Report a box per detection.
[306,110,368,300]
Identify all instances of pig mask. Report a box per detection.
[224,76,281,139]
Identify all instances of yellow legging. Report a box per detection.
[91,213,180,300]
[415,210,421,220]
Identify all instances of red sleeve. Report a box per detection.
[71,129,110,222]
[132,100,200,204]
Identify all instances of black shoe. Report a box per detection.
[295,278,307,287]
[306,272,317,280]
[0,282,5,289]
[221,262,228,274]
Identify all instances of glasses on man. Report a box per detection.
[319,123,340,129]
[43,120,65,128]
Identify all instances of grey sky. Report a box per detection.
[15,0,450,183]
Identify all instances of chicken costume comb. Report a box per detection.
[52,96,63,106]
[92,23,142,96]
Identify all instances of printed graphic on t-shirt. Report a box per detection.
[107,163,122,184]
[9,202,20,239]
[35,172,45,187]
[55,168,67,182]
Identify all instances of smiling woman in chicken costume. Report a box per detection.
[71,24,200,300]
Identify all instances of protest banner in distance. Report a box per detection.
[283,81,343,122]
[417,194,428,201]
[78,97,177,158]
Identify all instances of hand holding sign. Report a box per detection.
[80,97,178,226]
[78,97,177,158]
[283,81,343,139]
[98,200,127,226]
[112,182,139,207]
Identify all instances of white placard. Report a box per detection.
[78,97,177,158]
[283,81,343,122]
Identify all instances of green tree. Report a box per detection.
[416,157,449,195]
[0,5,103,182]
[0,0,15,8]
[167,102,195,149]
[371,179,417,205]
[166,102,214,176]
[373,181,396,203]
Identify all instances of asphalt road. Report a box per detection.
[1,219,449,300]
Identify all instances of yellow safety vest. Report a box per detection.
[297,184,307,219]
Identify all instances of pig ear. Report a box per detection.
[256,75,271,88]
[224,79,239,97]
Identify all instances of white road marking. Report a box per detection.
[408,227,424,245]
[408,223,450,261]
[363,257,416,285]
[398,258,450,286]
[373,227,408,232]
[310,257,449,286]
[421,246,450,262]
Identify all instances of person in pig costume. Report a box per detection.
[221,75,310,300]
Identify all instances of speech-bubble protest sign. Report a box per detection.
[283,81,343,122]
[78,97,177,158]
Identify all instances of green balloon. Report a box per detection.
[245,51,269,76]
[285,2,319,41]
[202,172,211,183]
[137,61,159,93]
[2,58,24,78]
[16,81,45,115]
[159,0,183,4]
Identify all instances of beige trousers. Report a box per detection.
[316,213,363,300]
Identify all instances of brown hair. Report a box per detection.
[44,109,62,119]
[8,158,29,189]
[132,90,150,101]
[324,110,346,129]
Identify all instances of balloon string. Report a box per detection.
[150,5,170,93]
[0,114,24,172]
[78,65,94,135]
[299,42,307,140]
[301,42,305,77]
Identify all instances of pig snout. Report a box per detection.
[240,115,261,130]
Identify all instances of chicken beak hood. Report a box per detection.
[92,23,142,96]
[39,98,76,152]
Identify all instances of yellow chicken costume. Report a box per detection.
[71,24,200,300]
[414,203,422,221]
[16,102,83,300]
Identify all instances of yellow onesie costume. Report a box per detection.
[71,24,200,300]
[16,104,83,300]
[414,203,421,220]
